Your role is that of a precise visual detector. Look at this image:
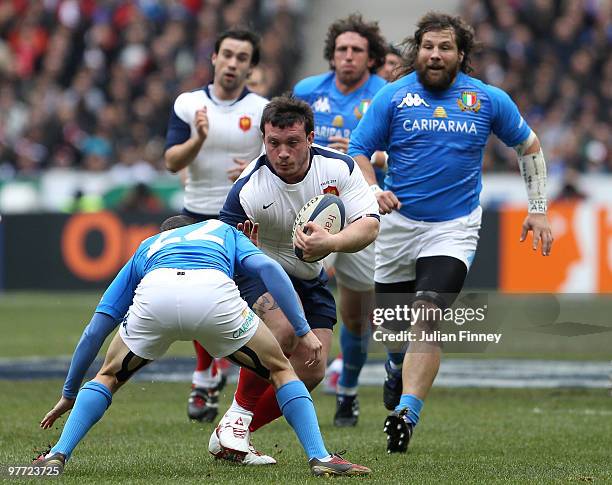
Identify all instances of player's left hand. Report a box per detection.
[298,330,322,367]
[40,396,75,429]
[294,222,336,261]
[227,158,249,182]
[237,219,259,246]
[520,213,553,256]
[376,190,401,214]
[327,136,350,153]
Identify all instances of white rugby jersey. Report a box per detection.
[220,144,379,280]
[165,85,268,215]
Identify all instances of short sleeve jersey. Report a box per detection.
[348,72,532,222]
[165,86,268,215]
[220,145,379,280]
[294,72,387,146]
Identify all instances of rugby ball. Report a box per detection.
[292,194,345,263]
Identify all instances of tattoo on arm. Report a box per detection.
[252,294,279,317]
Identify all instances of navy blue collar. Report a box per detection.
[203,85,251,105]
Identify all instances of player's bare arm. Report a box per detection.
[294,216,378,261]
[515,133,554,256]
[353,154,400,214]
[164,106,209,173]
[227,157,250,182]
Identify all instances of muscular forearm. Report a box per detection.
[354,154,379,186]
[331,216,379,253]
[165,137,205,173]
[62,312,119,398]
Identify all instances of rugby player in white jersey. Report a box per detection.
[209,94,380,463]
[293,14,388,427]
[164,29,268,427]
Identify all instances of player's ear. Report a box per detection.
[307,131,315,144]
[211,52,217,67]
[458,51,464,64]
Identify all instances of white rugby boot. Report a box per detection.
[209,411,276,465]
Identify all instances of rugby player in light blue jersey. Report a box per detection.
[164,29,268,426]
[35,216,370,477]
[348,12,554,453]
[293,14,387,428]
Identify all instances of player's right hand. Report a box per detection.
[237,219,259,246]
[376,190,401,214]
[299,330,322,368]
[327,136,350,153]
[40,396,75,429]
[195,105,209,141]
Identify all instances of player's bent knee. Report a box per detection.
[99,350,151,388]
[228,344,274,381]
[270,326,298,353]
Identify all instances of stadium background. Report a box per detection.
[0,1,610,482]
[0,0,609,292]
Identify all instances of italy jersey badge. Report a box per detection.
[457,91,481,112]
[354,100,371,119]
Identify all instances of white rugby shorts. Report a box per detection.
[375,206,482,283]
[119,268,259,360]
[333,242,375,292]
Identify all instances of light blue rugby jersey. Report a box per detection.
[348,71,532,222]
[96,220,261,320]
[294,72,387,146]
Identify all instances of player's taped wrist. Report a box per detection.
[370,184,383,194]
[520,149,547,213]
[515,132,548,214]
[528,199,547,214]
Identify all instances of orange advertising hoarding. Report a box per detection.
[500,202,612,292]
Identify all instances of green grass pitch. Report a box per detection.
[1,384,611,483]
[1,292,611,483]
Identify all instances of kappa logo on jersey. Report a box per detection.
[239,115,252,131]
[323,185,339,196]
[397,92,430,108]
[312,96,331,113]
[457,91,481,112]
[353,99,371,119]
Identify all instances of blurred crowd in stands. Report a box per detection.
[461,0,610,175]
[0,0,609,183]
[0,0,305,181]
